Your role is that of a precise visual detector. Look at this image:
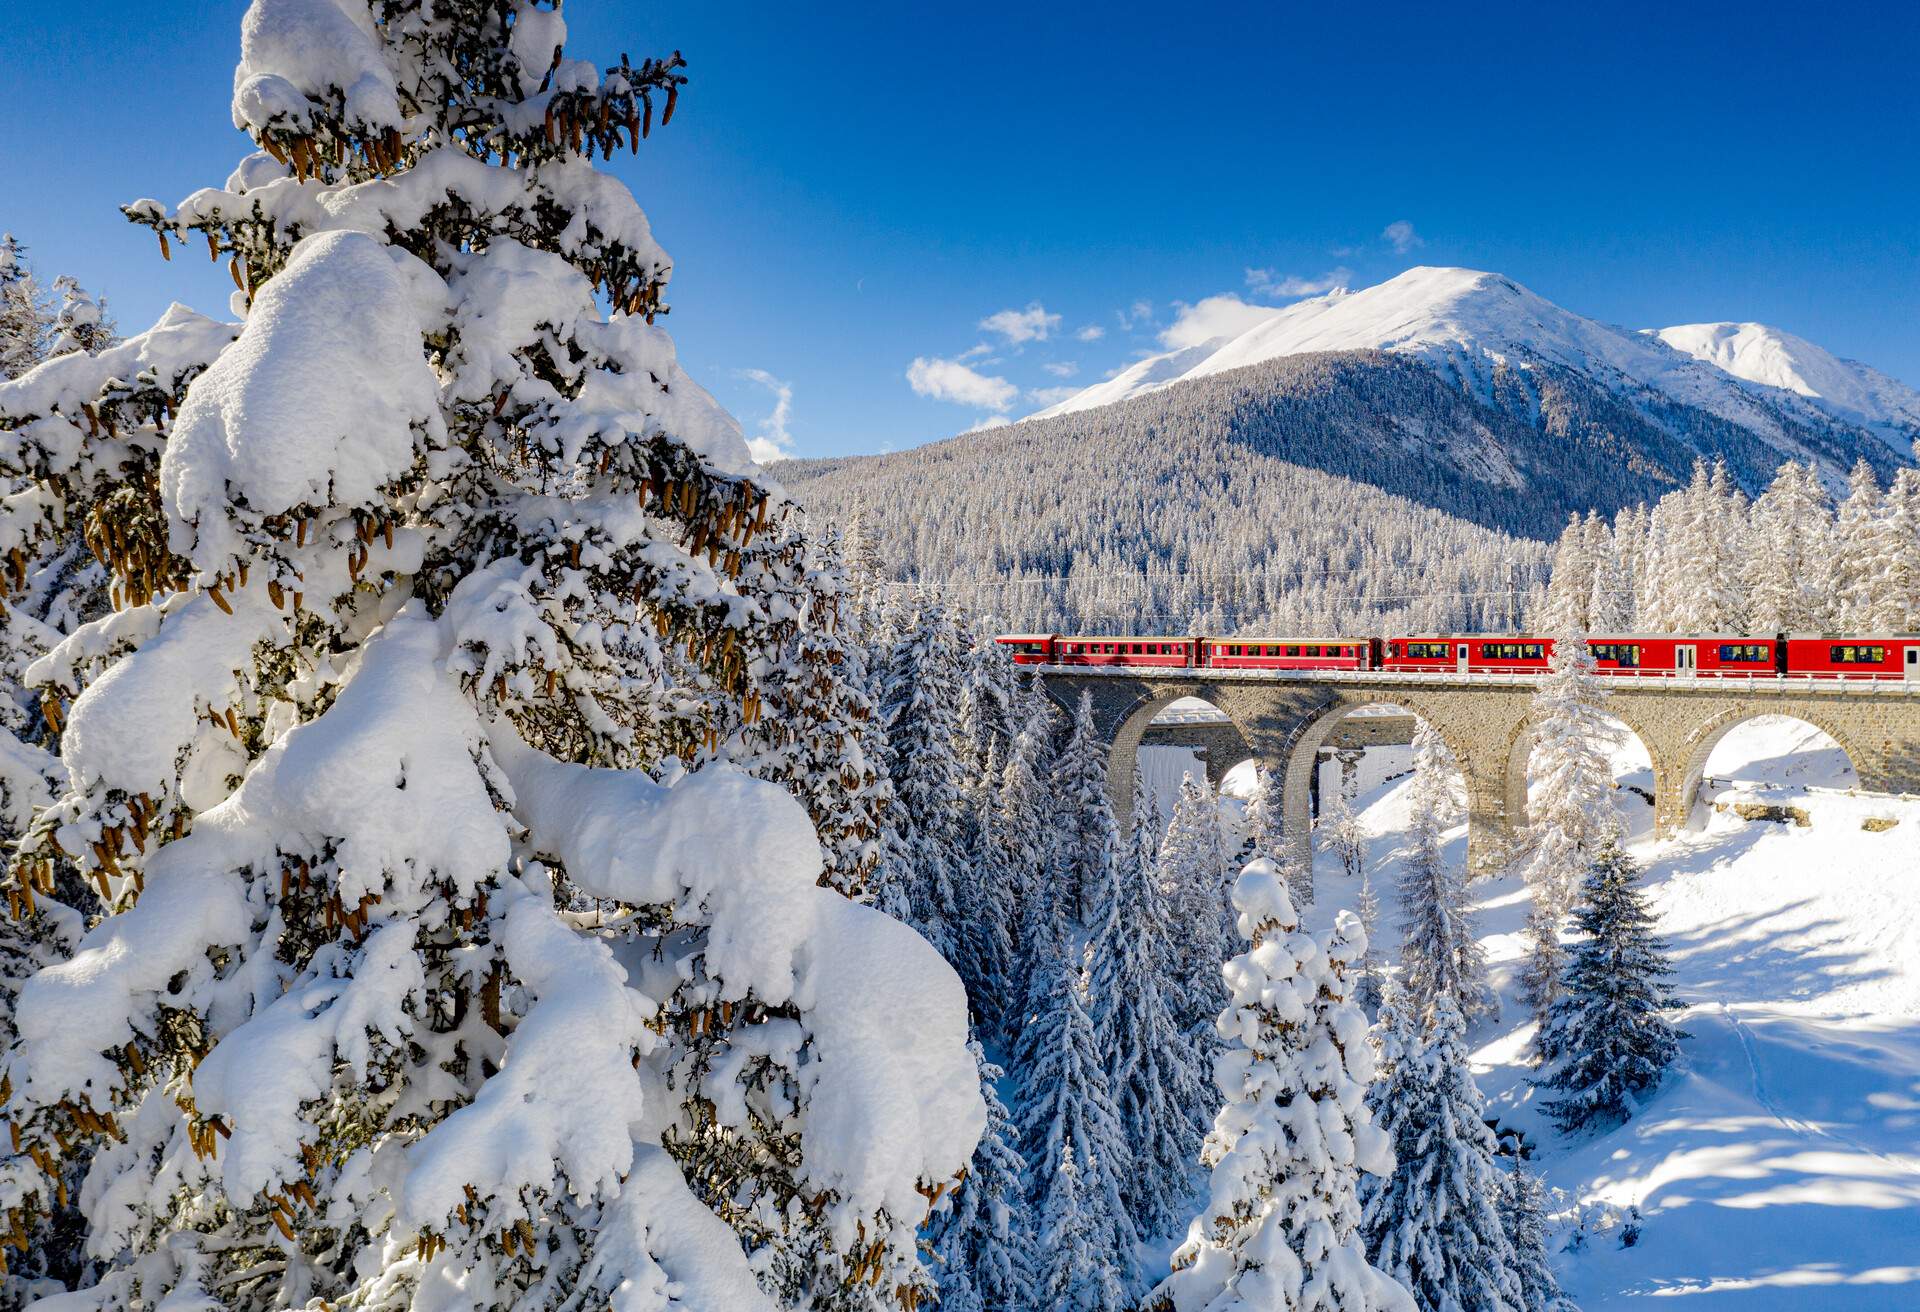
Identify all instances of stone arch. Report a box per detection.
[1093,682,1268,837]
[1677,707,1865,823]
[1279,695,1478,895]
[1502,704,1664,840]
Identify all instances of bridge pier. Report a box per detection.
[1040,667,1920,909]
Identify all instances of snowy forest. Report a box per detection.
[1532,455,1920,634]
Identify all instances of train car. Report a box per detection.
[1048,635,1197,668]
[1380,636,1553,674]
[1586,635,1785,678]
[1199,638,1374,671]
[994,634,1058,665]
[1784,635,1920,681]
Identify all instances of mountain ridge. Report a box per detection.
[1032,267,1917,465]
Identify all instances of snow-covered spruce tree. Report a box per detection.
[1088,773,1206,1239]
[1881,468,1920,632]
[1536,513,1594,634]
[1395,724,1494,1025]
[1500,1158,1578,1312]
[0,9,984,1310]
[879,599,971,956]
[1322,768,1367,886]
[1160,770,1231,1035]
[0,236,52,380]
[1013,941,1138,1305]
[1243,762,1310,908]
[1360,994,1522,1312]
[1507,628,1619,1038]
[1155,862,1413,1312]
[926,1042,1027,1312]
[1538,843,1683,1133]
[1053,690,1123,927]
[1745,461,1830,634]
[1351,867,1385,1018]
[990,707,1055,1044]
[742,522,895,902]
[1830,457,1885,631]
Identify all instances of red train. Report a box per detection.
[995,633,1920,681]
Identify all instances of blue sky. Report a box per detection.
[5,2,1916,458]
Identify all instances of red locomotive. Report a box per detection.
[995,633,1920,681]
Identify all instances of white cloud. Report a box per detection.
[1383,219,1423,253]
[908,356,1018,411]
[1075,324,1106,342]
[1244,265,1352,298]
[979,302,1061,345]
[1159,294,1282,350]
[1043,361,1079,378]
[1026,384,1082,406]
[1118,300,1155,329]
[738,368,793,463]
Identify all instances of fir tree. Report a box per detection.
[1055,689,1124,926]
[1323,761,1368,884]
[1508,629,1620,1036]
[1501,1158,1580,1312]
[1160,771,1232,1035]
[0,10,984,1307]
[1352,866,1386,1017]
[1089,775,1207,1238]
[1538,843,1685,1132]
[0,235,52,379]
[1831,457,1885,630]
[1155,863,1413,1312]
[1396,726,1495,1024]
[929,1043,1029,1312]
[881,601,972,955]
[1015,943,1140,1304]
[1362,994,1524,1312]
[1245,762,1311,908]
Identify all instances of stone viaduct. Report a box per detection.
[1040,667,1920,894]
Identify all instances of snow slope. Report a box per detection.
[1033,266,1916,463]
[1304,717,1920,1309]
[1656,321,1920,457]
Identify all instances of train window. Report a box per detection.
[1831,645,1887,664]
[1405,642,1450,659]
[1717,644,1771,663]
[1483,643,1546,660]
[1591,642,1640,667]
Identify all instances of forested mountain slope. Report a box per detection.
[775,352,1563,634]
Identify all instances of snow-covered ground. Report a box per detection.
[1303,715,1920,1309]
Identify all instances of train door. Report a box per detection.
[1455,643,1470,674]
[1675,644,1697,677]
[1907,646,1918,680]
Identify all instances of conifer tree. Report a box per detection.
[0,9,983,1307]
[1538,843,1684,1131]
[1322,764,1368,885]
[1160,771,1232,1034]
[881,601,972,955]
[992,709,1055,1041]
[1352,866,1386,1017]
[1501,1158,1579,1312]
[1244,762,1310,907]
[1361,994,1524,1312]
[1015,943,1139,1304]
[1508,629,1619,1035]
[1396,727,1495,1024]
[1089,774,1207,1238]
[1881,468,1920,632]
[1831,458,1884,630]
[1538,513,1594,633]
[1054,690,1124,926]
[928,1043,1028,1312]
[0,235,52,379]
[1155,863,1413,1312]
[1745,461,1829,633]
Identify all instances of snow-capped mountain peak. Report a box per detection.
[1031,266,1916,463]
[1654,321,1920,442]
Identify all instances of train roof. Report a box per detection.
[1202,635,1373,643]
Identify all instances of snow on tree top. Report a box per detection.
[161,230,444,570]
[232,0,404,137]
